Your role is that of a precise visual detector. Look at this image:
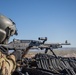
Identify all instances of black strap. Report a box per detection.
[0,46,8,55]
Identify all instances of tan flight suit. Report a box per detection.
[0,52,16,75]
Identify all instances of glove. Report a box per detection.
[11,50,22,61]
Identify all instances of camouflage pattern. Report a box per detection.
[0,51,16,75]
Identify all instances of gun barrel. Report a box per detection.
[60,43,71,45]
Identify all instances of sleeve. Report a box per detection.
[0,53,16,75]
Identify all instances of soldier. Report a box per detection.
[0,14,19,75]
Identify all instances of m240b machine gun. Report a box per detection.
[0,37,72,75]
[0,37,70,55]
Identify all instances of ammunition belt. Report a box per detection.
[34,53,76,75]
[21,53,76,75]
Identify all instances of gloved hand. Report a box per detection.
[11,50,22,61]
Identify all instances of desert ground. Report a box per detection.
[26,49,76,58]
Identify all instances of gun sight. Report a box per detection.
[38,37,47,43]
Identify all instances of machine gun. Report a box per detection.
[0,37,47,57]
[0,37,70,58]
[32,39,70,57]
[0,37,72,75]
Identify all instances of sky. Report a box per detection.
[0,0,76,47]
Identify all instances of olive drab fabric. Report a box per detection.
[0,52,16,75]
